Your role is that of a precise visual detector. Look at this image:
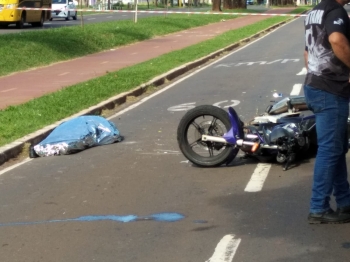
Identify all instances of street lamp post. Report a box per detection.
[133,0,138,23]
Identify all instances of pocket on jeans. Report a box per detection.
[304,85,325,113]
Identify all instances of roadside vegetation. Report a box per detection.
[0,14,239,77]
[0,7,309,147]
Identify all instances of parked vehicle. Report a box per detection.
[0,0,51,29]
[177,95,324,171]
[246,0,254,5]
[50,0,77,21]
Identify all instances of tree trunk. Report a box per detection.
[232,0,245,8]
[212,0,221,11]
[223,0,233,9]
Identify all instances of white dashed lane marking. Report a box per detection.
[290,84,302,96]
[297,67,307,75]
[206,234,241,262]
[244,163,271,192]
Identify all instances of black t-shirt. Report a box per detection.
[304,0,350,98]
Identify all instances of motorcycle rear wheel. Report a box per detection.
[177,105,238,167]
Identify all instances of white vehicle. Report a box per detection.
[50,0,77,21]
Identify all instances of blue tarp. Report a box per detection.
[34,116,122,157]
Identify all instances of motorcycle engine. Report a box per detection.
[269,123,310,150]
[269,126,293,145]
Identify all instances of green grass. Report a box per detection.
[0,14,242,77]
[0,8,306,78]
[0,15,294,147]
[289,6,311,13]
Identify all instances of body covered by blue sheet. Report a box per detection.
[34,116,122,157]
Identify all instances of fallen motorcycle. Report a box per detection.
[177,95,318,171]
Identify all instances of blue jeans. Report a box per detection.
[304,85,350,213]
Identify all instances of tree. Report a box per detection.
[212,0,221,11]
[223,0,233,9]
[232,0,245,8]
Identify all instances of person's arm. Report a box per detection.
[329,32,350,69]
[304,49,308,69]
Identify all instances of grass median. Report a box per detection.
[0,8,279,77]
[0,13,239,77]
[0,7,309,148]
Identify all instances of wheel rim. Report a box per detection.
[185,114,229,158]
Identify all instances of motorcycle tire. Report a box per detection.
[177,105,238,167]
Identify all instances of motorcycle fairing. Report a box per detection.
[223,107,243,145]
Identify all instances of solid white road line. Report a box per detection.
[290,84,302,96]
[0,158,32,176]
[244,163,271,192]
[205,234,241,262]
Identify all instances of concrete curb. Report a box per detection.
[0,19,291,166]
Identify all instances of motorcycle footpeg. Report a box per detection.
[283,153,296,171]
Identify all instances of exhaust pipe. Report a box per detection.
[201,136,279,150]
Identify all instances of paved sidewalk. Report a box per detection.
[0,8,295,110]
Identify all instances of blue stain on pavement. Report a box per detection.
[0,212,185,227]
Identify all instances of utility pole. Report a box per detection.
[80,0,84,28]
[133,0,138,23]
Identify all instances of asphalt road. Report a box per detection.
[1,16,350,262]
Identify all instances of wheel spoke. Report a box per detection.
[191,120,203,134]
[208,144,214,157]
[189,137,202,148]
[208,117,218,134]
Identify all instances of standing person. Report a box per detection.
[304,0,350,224]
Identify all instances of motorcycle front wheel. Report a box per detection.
[177,105,238,167]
